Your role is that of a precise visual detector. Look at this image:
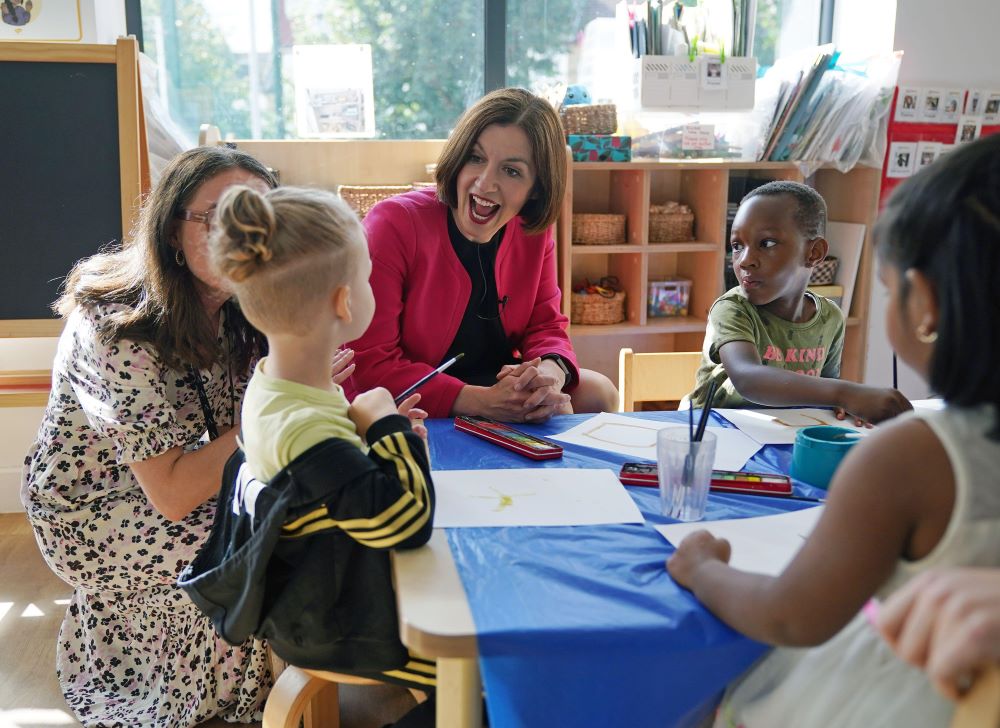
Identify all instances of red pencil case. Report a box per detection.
[454,415,563,460]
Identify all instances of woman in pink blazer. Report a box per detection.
[344,88,617,421]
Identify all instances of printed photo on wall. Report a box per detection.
[915,141,940,170]
[955,116,982,145]
[886,141,917,178]
[700,56,727,90]
[983,92,1000,124]
[966,90,984,116]
[0,0,85,41]
[941,89,964,123]
[895,87,921,122]
[920,89,942,122]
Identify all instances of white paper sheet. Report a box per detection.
[432,468,644,528]
[714,407,870,445]
[656,506,824,577]
[825,221,865,316]
[548,412,762,471]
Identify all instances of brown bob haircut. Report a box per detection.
[435,87,567,235]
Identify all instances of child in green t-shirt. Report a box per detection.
[685,180,909,424]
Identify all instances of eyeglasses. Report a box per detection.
[175,208,215,231]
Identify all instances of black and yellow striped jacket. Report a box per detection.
[179,414,435,684]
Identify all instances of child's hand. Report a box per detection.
[331,348,356,385]
[396,393,429,441]
[667,530,731,589]
[838,383,912,425]
[877,568,1000,700]
[348,387,397,441]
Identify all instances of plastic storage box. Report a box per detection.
[647,278,691,317]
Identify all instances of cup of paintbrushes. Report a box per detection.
[658,428,717,521]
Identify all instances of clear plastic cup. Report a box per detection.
[657,429,717,521]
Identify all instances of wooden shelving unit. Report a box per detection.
[557,159,882,385]
[225,142,880,388]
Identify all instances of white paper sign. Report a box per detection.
[681,123,715,150]
[549,413,762,471]
[656,506,824,577]
[432,468,644,528]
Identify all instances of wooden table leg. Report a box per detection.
[436,657,481,728]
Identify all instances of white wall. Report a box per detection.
[864,0,1000,397]
[0,338,57,512]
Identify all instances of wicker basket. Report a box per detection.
[648,202,695,243]
[572,213,626,245]
[571,291,626,325]
[337,185,414,219]
[649,212,695,242]
[560,104,618,135]
[809,256,840,285]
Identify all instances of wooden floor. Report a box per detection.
[0,513,415,728]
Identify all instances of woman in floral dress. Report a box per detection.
[21,147,279,726]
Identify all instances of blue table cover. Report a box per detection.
[425,411,826,728]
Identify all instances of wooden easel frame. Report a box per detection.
[0,37,149,337]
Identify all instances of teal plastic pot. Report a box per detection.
[790,426,863,490]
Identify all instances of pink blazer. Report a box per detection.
[344,188,578,418]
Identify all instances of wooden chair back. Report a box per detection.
[951,665,1000,728]
[618,348,702,412]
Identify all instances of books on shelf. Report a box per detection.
[762,45,839,161]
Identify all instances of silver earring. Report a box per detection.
[916,325,938,344]
[175,249,186,267]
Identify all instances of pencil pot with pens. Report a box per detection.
[571,277,626,325]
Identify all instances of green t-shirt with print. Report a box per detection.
[686,287,845,409]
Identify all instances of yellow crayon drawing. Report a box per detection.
[471,486,535,512]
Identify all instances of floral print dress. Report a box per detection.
[21,303,272,727]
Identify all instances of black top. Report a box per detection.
[442,212,517,386]
[179,415,433,679]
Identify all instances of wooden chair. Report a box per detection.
[617,348,702,412]
[263,665,427,728]
[951,665,1000,728]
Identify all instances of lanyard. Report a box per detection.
[190,367,220,441]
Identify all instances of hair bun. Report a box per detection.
[213,185,277,282]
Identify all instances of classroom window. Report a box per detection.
[140,0,831,142]
[753,0,824,71]
[141,0,484,141]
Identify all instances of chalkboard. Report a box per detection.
[0,39,146,334]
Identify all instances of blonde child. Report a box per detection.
[181,185,436,697]
[685,180,909,424]
[668,135,1000,726]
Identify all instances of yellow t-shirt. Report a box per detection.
[240,358,364,482]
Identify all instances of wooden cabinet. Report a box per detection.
[556,160,882,386]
